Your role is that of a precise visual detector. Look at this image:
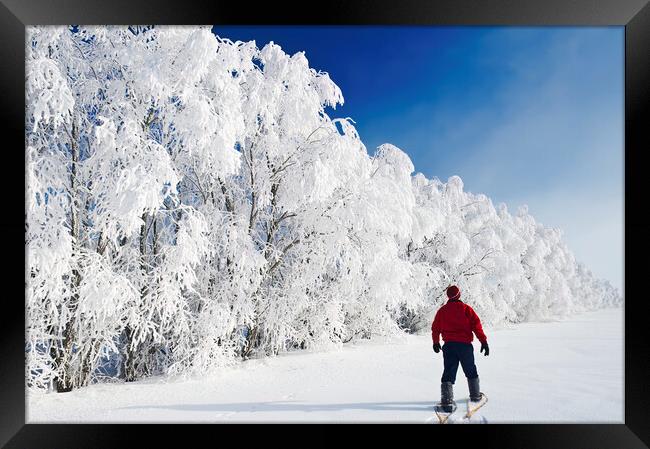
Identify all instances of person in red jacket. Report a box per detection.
[431,285,489,407]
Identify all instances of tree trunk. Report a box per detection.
[247,146,257,234]
[79,340,100,388]
[242,325,259,358]
[55,120,81,393]
[124,325,137,382]
[217,178,235,271]
[124,212,149,382]
[152,215,158,262]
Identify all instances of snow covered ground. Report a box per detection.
[27,308,623,423]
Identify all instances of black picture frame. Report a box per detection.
[3,0,648,447]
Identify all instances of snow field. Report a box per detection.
[28,308,623,423]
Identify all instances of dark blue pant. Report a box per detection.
[441,341,478,384]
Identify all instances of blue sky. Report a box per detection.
[213,26,624,290]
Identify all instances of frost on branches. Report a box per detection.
[25,25,622,392]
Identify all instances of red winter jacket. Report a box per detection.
[431,299,487,345]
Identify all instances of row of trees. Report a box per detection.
[26,26,620,392]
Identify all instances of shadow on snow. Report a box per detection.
[118,400,438,414]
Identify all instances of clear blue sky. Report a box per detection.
[213,26,624,290]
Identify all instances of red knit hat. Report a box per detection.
[446,285,461,301]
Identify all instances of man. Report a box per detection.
[431,285,489,408]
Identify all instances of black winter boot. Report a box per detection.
[468,376,483,402]
[440,381,454,412]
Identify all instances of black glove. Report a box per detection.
[433,342,441,353]
[480,342,489,356]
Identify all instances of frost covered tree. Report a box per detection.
[406,173,620,329]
